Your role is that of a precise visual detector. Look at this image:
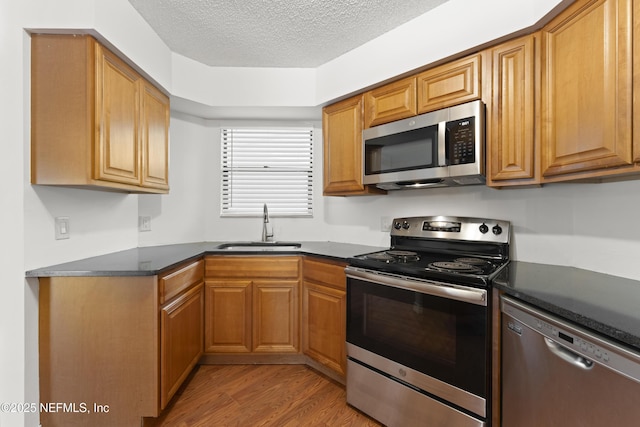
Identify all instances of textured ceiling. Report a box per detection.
[128,0,449,68]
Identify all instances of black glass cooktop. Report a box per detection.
[348,249,509,287]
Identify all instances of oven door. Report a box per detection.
[345,267,489,418]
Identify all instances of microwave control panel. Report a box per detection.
[447,116,475,165]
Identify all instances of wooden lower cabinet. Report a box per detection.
[38,259,204,427]
[301,257,347,379]
[204,280,253,353]
[253,280,299,353]
[160,282,204,409]
[39,276,160,427]
[204,256,301,356]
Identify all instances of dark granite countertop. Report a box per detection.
[28,245,640,352]
[25,241,384,277]
[493,261,640,351]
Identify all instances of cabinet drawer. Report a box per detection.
[205,256,300,279]
[417,54,481,113]
[159,259,204,304]
[302,257,346,290]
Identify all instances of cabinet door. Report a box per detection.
[635,0,640,163]
[488,34,539,185]
[417,54,481,113]
[141,82,170,190]
[253,280,299,353]
[541,0,632,178]
[302,281,346,376]
[204,280,252,353]
[364,76,417,128]
[322,95,366,195]
[322,96,384,196]
[94,44,141,185]
[160,283,204,409]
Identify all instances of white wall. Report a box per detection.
[164,116,640,281]
[138,112,208,246]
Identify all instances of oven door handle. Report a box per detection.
[345,267,487,307]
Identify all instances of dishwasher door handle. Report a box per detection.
[545,338,594,370]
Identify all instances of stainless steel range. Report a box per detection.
[346,216,510,427]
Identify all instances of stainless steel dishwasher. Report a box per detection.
[501,296,640,426]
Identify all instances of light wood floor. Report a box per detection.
[151,364,383,426]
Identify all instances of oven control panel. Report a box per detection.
[391,216,510,244]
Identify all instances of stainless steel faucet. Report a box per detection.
[261,203,274,242]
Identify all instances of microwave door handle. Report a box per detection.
[438,121,447,166]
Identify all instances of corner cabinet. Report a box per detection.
[302,257,348,380]
[158,260,204,410]
[204,256,300,356]
[31,34,169,193]
[322,95,385,196]
[540,0,636,181]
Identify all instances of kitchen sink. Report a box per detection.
[216,242,302,251]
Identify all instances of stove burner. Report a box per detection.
[454,257,492,266]
[386,250,420,262]
[429,261,482,274]
[364,250,420,263]
[365,252,395,262]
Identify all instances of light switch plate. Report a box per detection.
[139,216,151,232]
[55,217,70,240]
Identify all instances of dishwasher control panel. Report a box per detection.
[533,316,611,363]
[502,296,640,383]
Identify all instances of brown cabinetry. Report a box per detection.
[417,54,482,113]
[364,76,417,128]
[486,33,540,186]
[302,257,347,379]
[204,256,300,355]
[322,95,385,196]
[540,0,634,180]
[38,259,204,426]
[31,34,169,193]
[158,260,204,409]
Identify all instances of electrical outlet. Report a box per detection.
[55,217,70,240]
[139,216,151,232]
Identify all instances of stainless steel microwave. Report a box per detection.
[362,100,485,190]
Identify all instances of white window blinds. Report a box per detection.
[221,128,313,217]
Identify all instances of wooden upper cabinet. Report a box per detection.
[31,34,170,193]
[322,95,384,196]
[487,33,540,186]
[141,82,170,190]
[634,0,640,164]
[364,76,417,128]
[541,0,633,179]
[95,44,141,186]
[417,54,481,113]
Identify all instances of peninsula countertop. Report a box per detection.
[25,241,385,277]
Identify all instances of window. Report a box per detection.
[221,127,313,217]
